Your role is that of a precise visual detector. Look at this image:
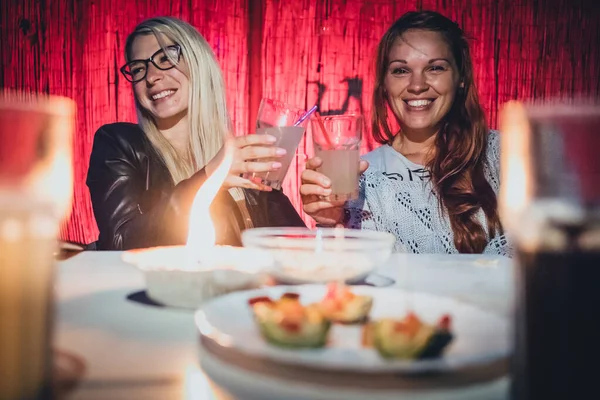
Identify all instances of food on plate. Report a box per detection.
[248,292,331,348]
[362,312,454,359]
[318,282,373,324]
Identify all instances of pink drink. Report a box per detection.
[315,140,360,201]
[250,126,305,191]
[244,99,307,190]
[311,114,363,202]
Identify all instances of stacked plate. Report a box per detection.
[195,284,510,400]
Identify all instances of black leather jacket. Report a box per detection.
[86,123,305,250]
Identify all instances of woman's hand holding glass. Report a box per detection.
[207,134,286,191]
[300,156,369,226]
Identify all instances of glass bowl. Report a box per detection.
[241,227,396,284]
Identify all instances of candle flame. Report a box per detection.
[186,143,234,256]
[3,95,75,221]
[34,147,73,220]
[499,101,532,232]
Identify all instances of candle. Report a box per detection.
[498,101,533,237]
[123,142,274,309]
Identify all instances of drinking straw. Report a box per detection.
[293,104,318,126]
[314,111,333,147]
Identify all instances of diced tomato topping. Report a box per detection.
[279,318,301,333]
[405,311,421,325]
[321,298,344,313]
[278,299,305,319]
[404,311,419,324]
[248,296,273,306]
[393,321,407,333]
[393,313,422,337]
[438,314,452,331]
[282,292,300,300]
[340,287,355,302]
[324,282,339,300]
[323,282,355,303]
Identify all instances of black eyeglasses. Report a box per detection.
[120,44,182,83]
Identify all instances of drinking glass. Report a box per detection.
[245,98,307,191]
[310,114,362,201]
[0,91,75,400]
[499,101,600,400]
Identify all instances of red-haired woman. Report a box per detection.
[301,11,510,256]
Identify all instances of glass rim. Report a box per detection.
[241,226,395,246]
[259,98,305,113]
[313,113,363,121]
[505,100,600,118]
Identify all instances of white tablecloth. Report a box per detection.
[55,251,513,399]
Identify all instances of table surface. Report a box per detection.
[55,251,514,399]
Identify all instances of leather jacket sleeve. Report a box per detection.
[86,124,208,250]
[244,189,306,228]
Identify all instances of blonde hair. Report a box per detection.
[125,17,231,184]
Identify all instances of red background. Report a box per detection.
[1,0,599,245]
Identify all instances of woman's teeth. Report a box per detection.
[152,90,174,100]
[406,99,432,107]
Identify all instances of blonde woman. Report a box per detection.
[87,17,304,250]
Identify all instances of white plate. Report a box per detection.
[196,285,510,374]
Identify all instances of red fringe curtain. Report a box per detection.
[1,0,599,245]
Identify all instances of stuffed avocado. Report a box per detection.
[318,282,373,324]
[249,293,331,348]
[362,312,453,359]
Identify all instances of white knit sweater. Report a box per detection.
[345,131,512,256]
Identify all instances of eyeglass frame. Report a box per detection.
[120,44,182,83]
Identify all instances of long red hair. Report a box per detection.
[371,11,502,253]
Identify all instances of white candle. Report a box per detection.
[123,141,273,309]
[123,245,273,309]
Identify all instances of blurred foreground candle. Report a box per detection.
[499,101,600,400]
[0,91,74,400]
